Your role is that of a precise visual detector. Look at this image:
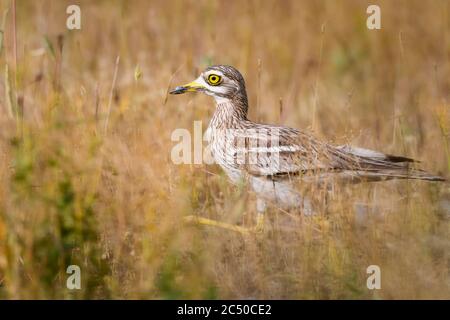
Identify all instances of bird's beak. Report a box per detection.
[169,80,204,95]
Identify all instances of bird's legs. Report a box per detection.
[183,197,267,234]
[254,198,266,233]
[183,215,252,234]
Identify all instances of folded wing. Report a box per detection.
[233,124,445,182]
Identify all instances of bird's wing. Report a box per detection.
[230,125,333,177]
[231,125,445,182]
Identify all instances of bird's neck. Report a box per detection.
[210,94,249,129]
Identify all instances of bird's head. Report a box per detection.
[170,65,247,104]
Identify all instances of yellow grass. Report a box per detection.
[0,0,449,299]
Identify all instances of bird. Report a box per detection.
[170,65,446,232]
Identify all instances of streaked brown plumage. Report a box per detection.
[171,65,446,216]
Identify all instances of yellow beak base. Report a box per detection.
[169,80,204,95]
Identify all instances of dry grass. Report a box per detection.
[0,0,449,299]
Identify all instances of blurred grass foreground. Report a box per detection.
[0,0,449,299]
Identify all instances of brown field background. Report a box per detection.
[0,0,449,299]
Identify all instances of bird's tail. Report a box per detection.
[334,145,447,182]
[345,168,447,182]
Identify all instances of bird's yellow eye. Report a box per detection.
[207,74,222,86]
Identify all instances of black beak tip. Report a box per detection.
[169,86,187,95]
